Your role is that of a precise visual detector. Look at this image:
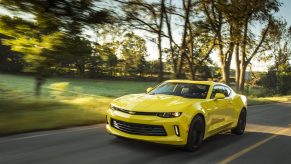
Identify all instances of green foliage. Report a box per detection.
[52,36,93,75]
[0,16,64,74]
[0,0,113,95]
[260,20,291,95]
[120,33,148,76]
[95,42,118,76]
[0,34,24,73]
[261,67,291,95]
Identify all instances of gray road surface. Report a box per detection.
[0,103,291,164]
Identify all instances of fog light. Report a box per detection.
[105,115,109,124]
[174,125,180,136]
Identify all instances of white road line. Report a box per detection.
[0,125,104,144]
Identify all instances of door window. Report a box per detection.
[211,85,231,98]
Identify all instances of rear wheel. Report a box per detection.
[184,115,205,152]
[231,109,247,135]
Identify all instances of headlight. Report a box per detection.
[157,112,182,118]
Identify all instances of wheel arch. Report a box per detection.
[189,113,206,137]
[195,113,206,127]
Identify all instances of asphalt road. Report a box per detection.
[0,103,291,164]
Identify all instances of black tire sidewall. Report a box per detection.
[232,109,247,135]
[185,115,205,152]
[238,109,247,132]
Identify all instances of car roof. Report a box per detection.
[164,79,217,85]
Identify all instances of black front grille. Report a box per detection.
[111,119,167,136]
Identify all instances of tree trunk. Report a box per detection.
[177,0,191,79]
[35,76,45,96]
[164,0,177,77]
[221,63,230,85]
[76,62,85,75]
[239,64,247,92]
[192,67,197,80]
[157,37,163,82]
[184,55,195,80]
[235,43,240,91]
[157,0,165,82]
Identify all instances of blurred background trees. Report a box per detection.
[260,20,291,95]
[0,0,290,96]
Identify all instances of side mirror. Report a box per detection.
[214,93,225,100]
[146,87,154,93]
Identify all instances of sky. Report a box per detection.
[0,0,290,72]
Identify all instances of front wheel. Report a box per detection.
[231,109,247,135]
[184,115,205,152]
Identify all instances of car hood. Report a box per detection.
[111,93,204,112]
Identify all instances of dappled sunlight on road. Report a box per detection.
[246,123,291,137]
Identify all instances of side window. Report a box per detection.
[223,86,232,97]
[211,85,231,98]
[211,86,222,98]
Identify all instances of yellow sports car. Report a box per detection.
[106,80,247,151]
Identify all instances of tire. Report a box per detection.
[184,115,205,152]
[231,109,247,135]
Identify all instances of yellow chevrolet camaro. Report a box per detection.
[106,80,247,151]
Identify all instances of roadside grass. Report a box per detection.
[0,87,113,136]
[247,96,291,106]
[0,73,290,136]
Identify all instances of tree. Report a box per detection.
[201,0,280,90]
[200,0,235,85]
[0,0,112,95]
[261,20,291,95]
[162,0,215,79]
[238,0,279,91]
[120,33,148,77]
[52,36,93,75]
[95,42,118,77]
[0,16,64,95]
[116,0,165,81]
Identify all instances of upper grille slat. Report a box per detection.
[111,119,167,136]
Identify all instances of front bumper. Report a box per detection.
[106,109,189,146]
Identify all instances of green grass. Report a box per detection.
[247,96,291,106]
[0,73,290,136]
[0,73,157,98]
[0,73,157,136]
[0,86,113,136]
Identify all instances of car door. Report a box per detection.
[207,85,233,134]
[223,86,236,122]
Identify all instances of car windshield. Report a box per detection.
[148,82,210,99]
